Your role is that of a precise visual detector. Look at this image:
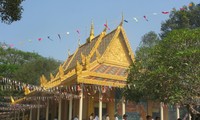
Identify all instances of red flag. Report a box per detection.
[162,11,169,14]
[143,16,148,21]
[38,38,42,41]
[76,30,80,34]
[104,24,110,30]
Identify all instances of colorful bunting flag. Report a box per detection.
[47,36,53,41]
[180,7,185,11]
[133,17,138,22]
[153,13,158,15]
[124,20,128,23]
[162,11,169,14]
[104,23,110,30]
[9,44,14,48]
[58,34,61,40]
[38,38,42,41]
[76,30,80,34]
[143,16,148,21]
[189,3,193,7]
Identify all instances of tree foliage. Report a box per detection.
[125,29,200,111]
[0,43,61,85]
[14,57,60,85]
[0,0,24,24]
[161,3,200,37]
[135,31,160,66]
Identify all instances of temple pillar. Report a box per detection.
[163,104,169,120]
[189,113,192,120]
[79,89,83,120]
[88,97,94,118]
[99,92,103,120]
[176,105,180,119]
[18,111,20,120]
[46,99,49,120]
[160,102,164,120]
[58,97,62,120]
[37,101,40,120]
[14,111,16,120]
[107,100,115,120]
[22,111,25,120]
[29,108,32,120]
[69,98,73,120]
[122,97,126,116]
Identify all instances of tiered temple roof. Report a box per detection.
[42,21,135,89]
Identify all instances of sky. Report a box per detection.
[0,0,199,61]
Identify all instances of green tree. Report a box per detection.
[125,31,160,102]
[0,43,61,85]
[124,28,200,115]
[135,31,160,64]
[0,0,24,24]
[0,44,42,78]
[161,3,200,37]
[14,57,60,85]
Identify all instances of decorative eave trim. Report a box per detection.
[100,27,121,58]
[77,77,126,88]
[89,31,106,58]
[120,27,135,62]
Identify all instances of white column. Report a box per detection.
[69,98,73,120]
[18,111,20,120]
[58,98,62,120]
[37,101,40,120]
[14,111,16,120]
[189,113,192,120]
[99,92,102,120]
[79,89,83,120]
[29,108,32,120]
[122,97,126,116]
[176,105,180,119]
[46,99,49,120]
[22,111,25,120]
[160,102,164,120]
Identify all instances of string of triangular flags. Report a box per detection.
[1,2,199,49]
[0,77,40,92]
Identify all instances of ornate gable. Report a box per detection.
[101,27,134,67]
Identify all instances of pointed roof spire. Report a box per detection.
[103,20,108,33]
[90,20,94,37]
[87,20,95,42]
[78,39,81,47]
[119,12,124,26]
[68,49,70,57]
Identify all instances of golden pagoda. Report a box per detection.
[5,19,183,120]
[12,19,137,120]
[38,19,135,120]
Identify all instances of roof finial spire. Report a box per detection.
[87,20,95,42]
[90,19,94,37]
[103,20,108,33]
[78,39,81,47]
[68,49,70,57]
[119,12,124,26]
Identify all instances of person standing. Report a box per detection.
[89,113,94,120]
[105,114,110,120]
[94,114,99,120]
[146,115,152,120]
[73,115,78,120]
[114,114,118,120]
[155,116,160,120]
[123,114,128,120]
